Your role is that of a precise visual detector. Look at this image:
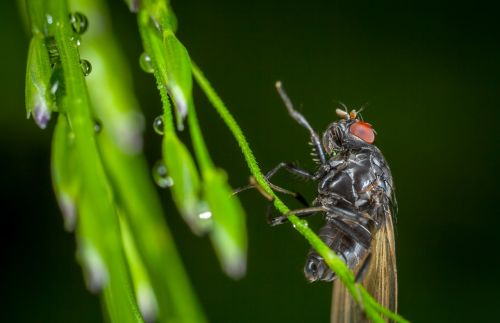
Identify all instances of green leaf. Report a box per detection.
[203,168,247,279]
[162,133,211,234]
[145,0,178,32]
[162,30,192,130]
[25,33,53,128]
[119,213,158,322]
[51,115,79,231]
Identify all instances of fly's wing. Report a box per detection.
[330,213,398,323]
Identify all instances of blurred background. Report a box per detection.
[2,0,499,322]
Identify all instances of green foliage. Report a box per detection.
[23,0,409,322]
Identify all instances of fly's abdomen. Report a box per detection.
[304,220,369,282]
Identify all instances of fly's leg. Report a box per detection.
[270,206,326,226]
[327,205,374,227]
[265,162,313,207]
[233,162,312,201]
[275,81,327,164]
[266,162,314,180]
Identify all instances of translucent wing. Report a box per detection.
[330,212,397,323]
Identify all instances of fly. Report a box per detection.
[258,82,398,322]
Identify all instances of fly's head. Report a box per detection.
[322,108,376,154]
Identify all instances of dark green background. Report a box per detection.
[2,1,499,322]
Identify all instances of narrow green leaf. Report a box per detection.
[51,115,79,231]
[203,168,247,279]
[185,98,247,279]
[162,133,211,234]
[162,30,192,130]
[77,190,144,323]
[25,33,53,128]
[145,0,177,32]
[120,213,158,322]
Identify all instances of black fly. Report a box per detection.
[258,82,398,322]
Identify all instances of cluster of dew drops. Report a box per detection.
[56,13,172,189]
[137,46,173,189]
[45,12,92,109]
[68,12,92,76]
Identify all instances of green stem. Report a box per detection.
[137,10,176,135]
[186,102,214,172]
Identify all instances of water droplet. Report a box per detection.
[139,52,154,73]
[46,14,53,25]
[153,116,164,135]
[196,201,212,220]
[71,36,81,46]
[94,119,102,133]
[152,160,174,188]
[80,59,92,76]
[198,210,212,220]
[50,79,59,95]
[69,12,88,35]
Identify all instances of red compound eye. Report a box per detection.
[350,121,375,144]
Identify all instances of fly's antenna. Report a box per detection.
[338,101,349,115]
[357,102,370,121]
[275,81,327,164]
[334,100,350,119]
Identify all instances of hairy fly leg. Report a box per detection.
[275,81,327,164]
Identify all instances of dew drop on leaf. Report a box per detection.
[153,115,164,135]
[94,119,102,133]
[139,52,154,73]
[152,160,174,188]
[80,59,92,76]
[69,12,88,35]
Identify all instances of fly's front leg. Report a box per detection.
[275,81,327,164]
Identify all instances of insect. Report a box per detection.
[262,81,398,322]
